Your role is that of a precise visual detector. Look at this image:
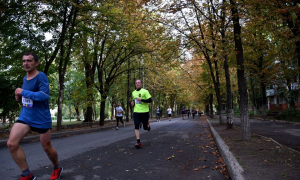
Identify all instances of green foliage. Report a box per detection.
[234,107,240,115]
[276,109,300,122]
[0,72,22,119]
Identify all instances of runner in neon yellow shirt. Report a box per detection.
[131,79,152,149]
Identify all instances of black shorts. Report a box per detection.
[116,116,123,121]
[168,114,171,117]
[16,120,51,134]
[133,112,149,129]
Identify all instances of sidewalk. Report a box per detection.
[206,117,245,180]
[207,115,300,180]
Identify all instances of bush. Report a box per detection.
[249,110,254,116]
[234,107,240,115]
[276,109,300,122]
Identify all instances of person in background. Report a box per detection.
[181,106,186,120]
[156,106,160,122]
[115,102,125,130]
[167,106,172,121]
[191,108,196,119]
[187,109,190,118]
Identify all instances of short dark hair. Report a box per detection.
[135,79,143,84]
[23,52,39,62]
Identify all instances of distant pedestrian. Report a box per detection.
[115,103,125,130]
[7,52,63,180]
[181,106,186,120]
[167,106,172,121]
[191,108,196,119]
[131,79,152,149]
[156,106,160,122]
[187,109,190,118]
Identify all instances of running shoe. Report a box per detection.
[116,127,118,130]
[135,142,142,149]
[50,166,63,180]
[20,173,36,180]
[147,122,151,131]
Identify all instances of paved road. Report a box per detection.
[232,117,300,152]
[0,117,229,180]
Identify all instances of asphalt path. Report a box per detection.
[0,117,229,180]
[233,117,300,152]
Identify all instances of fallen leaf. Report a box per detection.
[167,157,171,160]
[194,168,200,171]
[212,165,218,170]
[178,150,183,152]
[211,151,218,155]
[198,157,206,161]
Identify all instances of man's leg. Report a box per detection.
[40,130,64,179]
[134,124,142,148]
[40,130,58,166]
[135,129,140,140]
[7,123,31,171]
[116,117,119,129]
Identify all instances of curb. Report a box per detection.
[205,117,246,180]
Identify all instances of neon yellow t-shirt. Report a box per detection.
[132,88,151,113]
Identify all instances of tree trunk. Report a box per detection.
[75,104,80,121]
[126,61,130,122]
[220,4,233,128]
[224,54,233,128]
[209,93,214,118]
[261,82,267,116]
[57,73,64,131]
[230,0,251,140]
[297,41,300,83]
[86,106,93,122]
[111,97,115,120]
[99,97,107,126]
[214,60,225,124]
[56,3,78,131]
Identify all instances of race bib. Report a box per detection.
[135,98,141,104]
[22,96,33,108]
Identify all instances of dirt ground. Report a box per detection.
[210,119,300,180]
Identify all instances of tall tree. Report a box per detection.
[230,0,251,140]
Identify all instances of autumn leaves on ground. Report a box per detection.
[211,118,300,180]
